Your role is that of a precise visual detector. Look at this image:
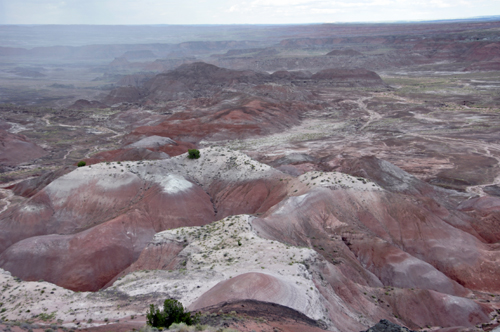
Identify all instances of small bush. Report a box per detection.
[77,161,86,167]
[38,312,56,322]
[187,149,200,159]
[146,299,198,329]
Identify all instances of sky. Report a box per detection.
[0,0,499,25]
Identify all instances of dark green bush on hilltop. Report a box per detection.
[77,161,86,167]
[187,149,200,159]
[147,299,198,328]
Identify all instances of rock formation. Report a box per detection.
[1,20,500,332]
[2,148,497,331]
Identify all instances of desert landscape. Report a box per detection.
[1,18,500,332]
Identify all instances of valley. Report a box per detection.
[0,20,500,332]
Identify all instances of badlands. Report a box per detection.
[1,20,500,332]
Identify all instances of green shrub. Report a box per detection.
[77,161,86,167]
[38,312,56,321]
[146,299,198,328]
[187,149,200,159]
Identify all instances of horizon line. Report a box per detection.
[1,15,499,26]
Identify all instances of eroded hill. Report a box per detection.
[0,20,500,332]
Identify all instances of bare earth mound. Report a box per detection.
[1,21,500,332]
[0,129,47,167]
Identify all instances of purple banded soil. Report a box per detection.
[1,20,500,332]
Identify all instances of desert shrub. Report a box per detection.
[38,312,56,321]
[147,299,198,329]
[187,149,200,159]
[77,161,86,167]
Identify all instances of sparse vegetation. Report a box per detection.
[147,299,198,328]
[187,149,200,159]
[77,161,86,167]
[38,312,56,322]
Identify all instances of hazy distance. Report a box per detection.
[1,0,499,25]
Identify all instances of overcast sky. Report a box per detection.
[0,0,499,25]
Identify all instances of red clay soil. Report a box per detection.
[311,68,384,86]
[189,273,298,311]
[0,170,146,253]
[207,178,289,219]
[8,166,76,197]
[458,196,500,243]
[78,322,146,332]
[103,86,143,105]
[116,73,155,87]
[0,177,217,291]
[464,61,500,71]
[82,147,168,165]
[326,49,363,56]
[464,42,500,62]
[251,186,498,329]
[143,62,268,101]
[83,140,196,165]
[0,129,47,167]
[379,288,490,330]
[0,323,147,332]
[73,300,327,332]
[126,98,301,143]
[69,99,107,110]
[347,234,470,296]
[0,161,289,291]
[103,62,269,105]
[100,180,289,285]
[195,299,328,332]
[104,240,185,287]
